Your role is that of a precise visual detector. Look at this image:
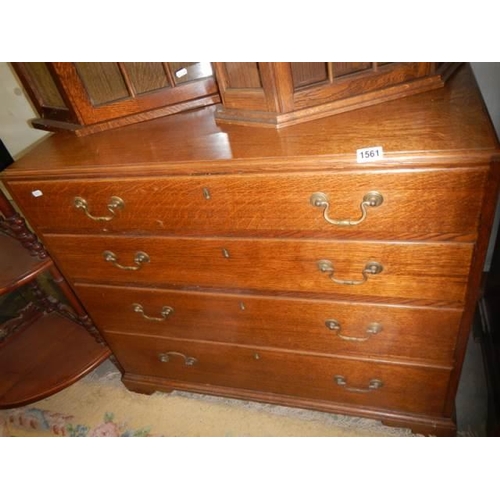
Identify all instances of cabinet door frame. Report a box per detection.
[10,62,76,123]
[49,62,219,125]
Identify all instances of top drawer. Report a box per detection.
[6,167,486,241]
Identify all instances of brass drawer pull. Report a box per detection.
[158,351,197,366]
[74,196,124,221]
[310,191,383,226]
[325,319,382,342]
[132,303,174,321]
[103,250,150,271]
[334,375,384,393]
[317,260,383,285]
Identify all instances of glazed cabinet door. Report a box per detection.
[11,62,220,135]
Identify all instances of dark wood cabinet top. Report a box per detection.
[3,64,499,179]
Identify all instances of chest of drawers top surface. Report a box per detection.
[2,64,498,180]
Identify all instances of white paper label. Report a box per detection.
[356,146,384,163]
[175,67,188,78]
[31,189,43,197]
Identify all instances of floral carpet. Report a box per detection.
[2,407,152,437]
[0,361,419,437]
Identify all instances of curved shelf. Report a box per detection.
[0,232,51,295]
[0,312,110,409]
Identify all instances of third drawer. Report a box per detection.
[75,283,461,365]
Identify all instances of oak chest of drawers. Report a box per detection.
[3,65,499,435]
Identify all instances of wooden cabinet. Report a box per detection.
[213,62,459,127]
[12,62,459,134]
[11,62,219,136]
[0,187,110,408]
[2,64,499,435]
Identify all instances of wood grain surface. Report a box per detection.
[3,63,499,436]
[0,232,51,294]
[104,330,451,416]
[43,234,474,304]
[6,167,487,242]
[75,283,461,365]
[2,65,497,178]
[0,313,110,409]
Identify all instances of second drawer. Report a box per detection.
[45,235,473,304]
[75,283,461,365]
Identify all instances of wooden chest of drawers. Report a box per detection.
[3,65,499,435]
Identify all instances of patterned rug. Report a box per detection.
[0,361,419,437]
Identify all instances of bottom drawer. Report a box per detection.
[105,331,451,417]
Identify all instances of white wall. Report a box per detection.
[471,63,500,269]
[471,62,500,140]
[0,62,49,159]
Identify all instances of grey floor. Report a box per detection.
[456,331,488,436]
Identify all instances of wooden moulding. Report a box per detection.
[214,62,462,128]
[30,95,221,137]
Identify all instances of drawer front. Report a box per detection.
[76,283,461,364]
[46,235,473,304]
[7,167,486,240]
[105,332,451,416]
